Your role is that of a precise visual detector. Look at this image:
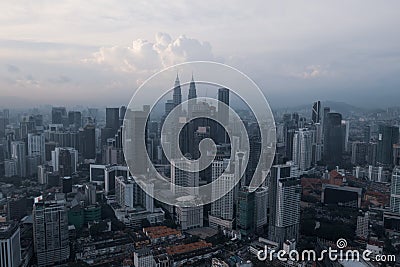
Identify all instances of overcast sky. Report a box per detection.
[0,0,399,109]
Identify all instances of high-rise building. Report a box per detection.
[236,187,255,236]
[351,142,368,165]
[217,88,230,144]
[68,111,82,129]
[11,141,26,177]
[51,107,67,125]
[33,197,69,266]
[115,176,135,208]
[268,164,301,247]
[292,128,313,171]
[28,133,46,164]
[4,159,17,177]
[254,186,268,233]
[209,160,235,230]
[172,74,182,108]
[90,164,128,194]
[312,101,321,124]
[80,124,96,159]
[323,112,343,164]
[106,108,120,133]
[187,75,197,117]
[84,183,97,205]
[377,125,399,165]
[170,159,199,196]
[51,147,78,177]
[0,222,21,267]
[175,205,203,230]
[342,120,350,152]
[356,212,369,239]
[394,144,400,166]
[390,167,400,214]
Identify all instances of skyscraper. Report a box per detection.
[0,222,21,267]
[268,164,301,247]
[390,167,400,214]
[312,101,321,124]
[11,141,26,177]
[28,133,46,164]
[68,111,82,129]
[236,187,255,236]
[187,74,197,117]
[323,112,343,165]
[51,107,67,125]
[33,198,70,266]
[80,124,96,160]
[209,160,235,230]
[170,158,199,196]
[292,128,313,171]
[377,125,399,166]
[172,74,182,108]
[106,108,120,134]
[217,88,230,144]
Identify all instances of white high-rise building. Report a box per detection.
[4,159,17,178]
[33,198,69,266]
[268,164,301,247]
[11,141,26,177]
[28,133,46,164]
[115,176,135,208]
[390,167,400,213]
[292,128,313,171]
[209,160,235,230]
[176,204,203,230]
[133,248,154,267]
[0,222,21,267]
[170,159,199,196]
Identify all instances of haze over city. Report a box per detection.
[1,0,400,108]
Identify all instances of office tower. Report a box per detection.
[170,159,199,196]
[209,160,235,230]
[68,111,82,129]
[268,164,301,247]
[124,107,148,175]
[312,101,321,124]
[292,128,313,171]
[356,212,369,239]
[80,124,96,159]
[323,112,343,164]
[367,142,378,166]
[33,198,69,266]
[255,187,268,233]
[19,116,36,139]
[390,167,400,213]
[27,155,41,176]
[342,120,350,152]
[106,108,120,133]
[246,135,261,184]
[51,147,78,177]
[38,165,48,185]
[51,107,67,125]
[135,179,155,213]
[7,196,28,221]
[285,129,296,161]
[0,222,21,267]
[187,75,197,117]
[377,125,399,165]
[0,113,6,138]
[236,187,255,235]
[351,142,368,165]
[119,106,127,125]
[11,141,26,177]
[394,144,400,166]
[172,74,182,108]
[28,133,46,164]
[217,88,230,144]
[4,159,17,177]
[364,125,371,143]
[115,176,135,208]
[85,183,97,205]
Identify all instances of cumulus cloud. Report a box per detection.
[86,33,215,73]
[293,65,331,79]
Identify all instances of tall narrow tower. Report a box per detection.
[188,74,197,117]
[173,74,182,108]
